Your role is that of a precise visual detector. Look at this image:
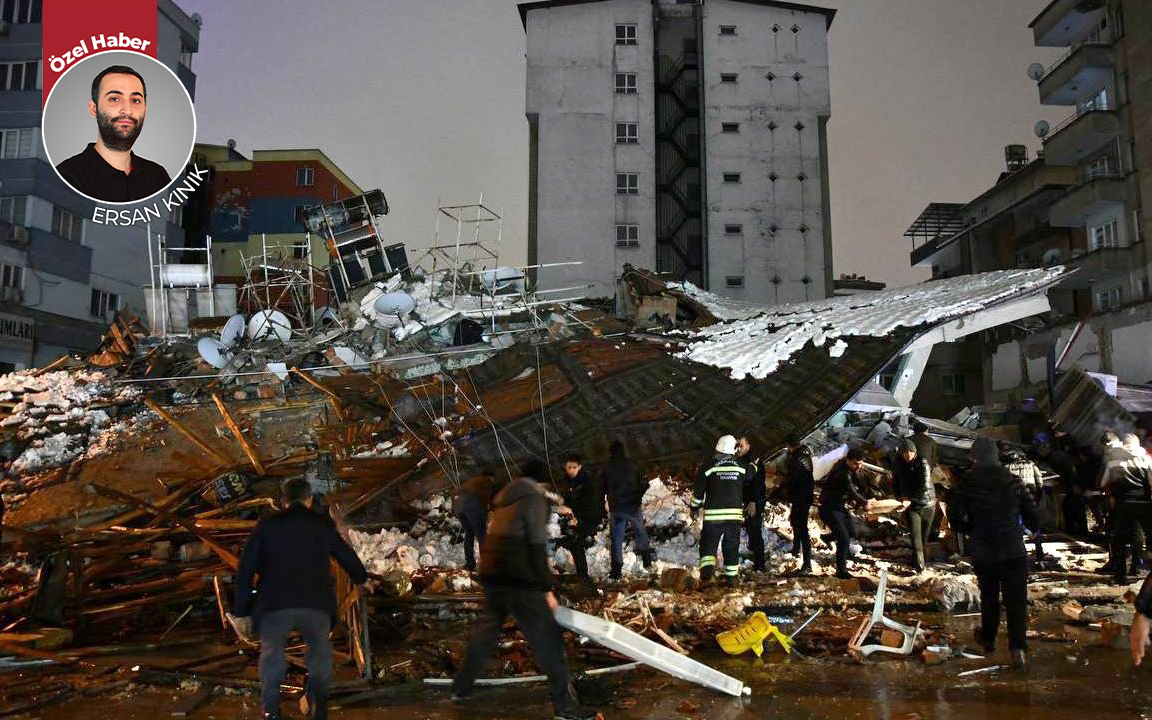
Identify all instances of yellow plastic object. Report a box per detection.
[716,611,795,657]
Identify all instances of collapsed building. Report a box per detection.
[0,189,1130,710]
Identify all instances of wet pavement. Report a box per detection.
[14,611,1152,720]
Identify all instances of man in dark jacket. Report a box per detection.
[692,435,749,584]
[783,435,815,575]
[560,453,605,580]
[602,440,653,579]
[893,439,937,572]
[911,421,939,470]
[1105,439,1152,585]
[453,460,594,720]
[454,467,496,571]
[234,478,368,720]
[951,437,1039,669]
[819,448,874,579]
[737,435,767,571]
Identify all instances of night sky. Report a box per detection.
[177,0,1068,290]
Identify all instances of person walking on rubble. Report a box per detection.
[737,435,768,572]
[1104,434,1152,585]
[911,421,939,473]
[603,440,654,579]
[692,435,750,585]
[783,434,816,575]
[453,460,596,720]
[233,478,368,720]
[559,452,605,581]
[453,466,496,572]
[951,437,1039,670]
[893,439,937,573]
[819,448,875,579]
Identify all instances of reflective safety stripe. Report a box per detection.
[704,509,743,520]
[699,556,717,567]
[723,566,739,576]
[705,465,747,477]
[690,497,705,507]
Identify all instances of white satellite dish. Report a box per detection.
[480,266,526,294]
[374,292,417,317]
[1034,120,1050,138]
[1027,62,1046,81]
[197,337,234,369]
[247,309,293,343]
[220,314,246,348]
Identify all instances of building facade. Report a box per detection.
[184,143,362,283]
[0,0,200,370]
[521,0,835,304]
[904,0,1152,417]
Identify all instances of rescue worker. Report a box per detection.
[819,448,875,579]
[233,478,368,720]
[559,452,605,581]
[602,440,653,579]
[783,434,815,575]
[951,437,1039,670]
[692,435,749,585]
[453,460,596,720]
[1105,434,1152,585]
[453,467,496,572]
[736,434,767,572]
[893,439,937,572]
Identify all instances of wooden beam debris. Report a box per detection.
[211,393,267,475]
[143,398,231,467]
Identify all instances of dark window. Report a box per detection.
[724,224,743,235]
[719,25,737,36]
[615,224,639,247]
[720,73,738,83]
[725,276,745,288]
[721,122,740,133]
[722,173,741,183]
[615,123,639,144]
[1,61,38,91]
[615,23,637,45]
[296,167,315,187]
[942,373,967,395]
[292,204,308,223]
[52,206,82,242]
[615,173,638,194]
[614,72,637,94]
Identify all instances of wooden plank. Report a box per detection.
[291,368,345,421]
[143,398,231,467]
[170,683,217,717]
[210,394,266,476]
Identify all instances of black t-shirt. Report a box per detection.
[56,143,172,202]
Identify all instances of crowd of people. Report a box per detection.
[227,418,1152,719]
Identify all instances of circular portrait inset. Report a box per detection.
[42,50,196,205]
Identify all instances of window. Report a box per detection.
[89,288,119,319]
[721,122,740,133]
[942,373,967,395]
[1089,219,1119,251]
[332,184,340,201]
[615,224,639,248]
[725,276,744,288]
[1,263,23,289]
[724,223,743,235]
[1094,287,1121,312]
[879,373,896,391]
[1083,87,1109,111]
[51,206,82,243]
[615,122,638,144]
[0,196,26,226]
[614,72,637,94]
[0,61,39,91]
[296,167,315,187]
[0,128,35,159]
[722,172,741,183]
[719,25,737,36]
[615,23,637,45]
[292,204,308,223]
[178,40,194,69]
[0,0,41,24]
[615,173,638,195]
[1085,156,1114,179]
[720,73,738,83]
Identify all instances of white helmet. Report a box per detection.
[715,434,738,455]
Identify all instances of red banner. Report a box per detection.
[42,0,158,107]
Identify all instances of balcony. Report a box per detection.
[1043,108,1120,164]
[1062,245,1139,288]
[1038,42,1114,106]
[1048,173,1126,227]
[1012,223,1073,253]
[1030,0,1107,47]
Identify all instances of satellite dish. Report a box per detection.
[197,337,233,369]
[1027,62,1046,81]
[1034,120,1050,138]
[480,266,526,294]
[220,314,246,348]
[247,309,292,343]
[374,292,417,317]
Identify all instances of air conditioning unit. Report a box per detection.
[9,225,30,247]
[1,286,23,303]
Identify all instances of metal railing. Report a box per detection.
[1046,103,1116,138]
[1039,36,1112,82]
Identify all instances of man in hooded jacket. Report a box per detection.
[453,460,595,720]
[893,439,937,572]
[559,453,605,581]
[952,437,1039,669]
[602,440,653,579]
[1105,434,1152,585]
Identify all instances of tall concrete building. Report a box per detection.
[0,0,200,370]
[520,0,835,304]
[904,0,1152,417]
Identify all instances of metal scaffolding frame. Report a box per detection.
[237,233,324,335]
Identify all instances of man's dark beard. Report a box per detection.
[96,110,143,152]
